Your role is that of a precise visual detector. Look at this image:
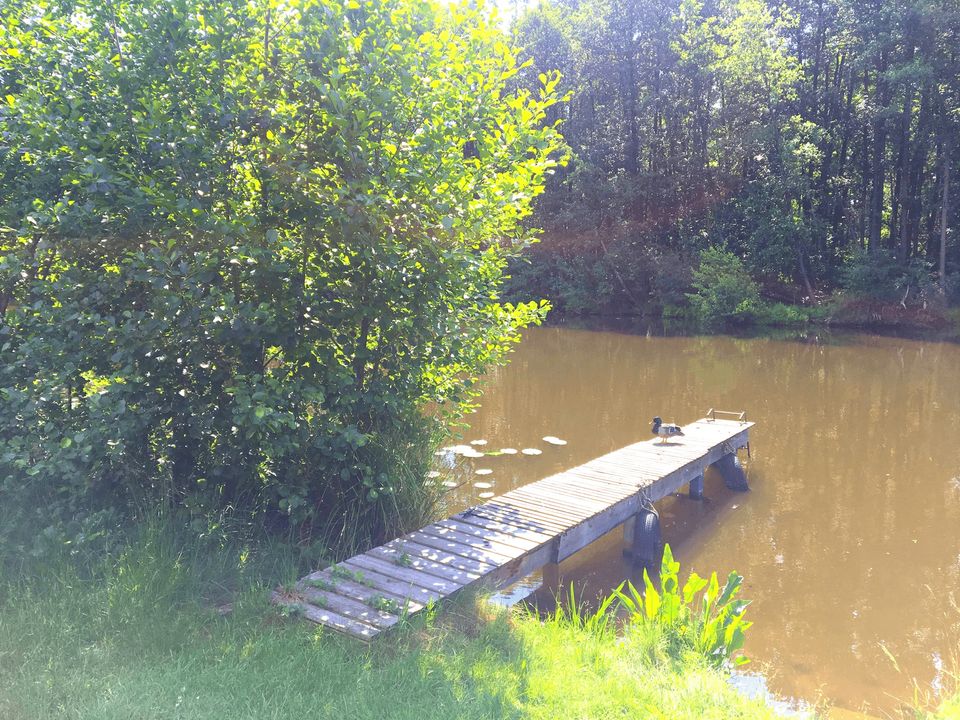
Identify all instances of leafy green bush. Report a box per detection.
[840,249,933,302]
[749,301,822,327]
[943,272,960,307]
[504,251,618,314]
[503,231,695,317]
[0,0,566,552]
[615,544,752,668]
[687,248,761,328]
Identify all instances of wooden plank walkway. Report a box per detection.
[276,416,753,639]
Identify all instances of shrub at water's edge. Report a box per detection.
[686,248,762,328]
[0,0,567,557]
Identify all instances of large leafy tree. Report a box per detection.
[0,0,566,549]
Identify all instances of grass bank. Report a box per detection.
[0,525,779,720]
[3,527,958,719]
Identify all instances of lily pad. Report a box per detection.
[442,480,458,488]
[478,491,495,499]
[469,439,488,446]
[473,481,492,489]
[542,436,567,446]
[521,448,542,456]
[461,449,485,458]
[499,448,518,455]
[475,468,493,475]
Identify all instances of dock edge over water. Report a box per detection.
[275,416,753,639]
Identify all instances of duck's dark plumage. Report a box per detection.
[651,416,684,443]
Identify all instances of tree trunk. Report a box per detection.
[868,52,888,254]
[941,152,951,290]
[901,84,931,260]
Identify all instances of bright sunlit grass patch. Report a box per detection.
[0,528,784,720]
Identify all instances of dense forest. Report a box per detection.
[507,0,960,321]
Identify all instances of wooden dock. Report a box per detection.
[277,415,754,639]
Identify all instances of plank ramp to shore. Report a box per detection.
[275,416,754,640]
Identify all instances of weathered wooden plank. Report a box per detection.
[380,539,496,576]
[614,449,709,466]
[486,499,584,530]
[416,524,528,561]
[512,484,613,512]
[544,465,623,490]
[301,569,423,611]
[546,472,635,492]
[555,495,645,561]
[591,463,691,487]
[344,555,465,594]
[431,517,548,552]
[503,484,603,510]
[274,592,379,639]
[643,461,721,501]
[605,454,683,471]
[558,472,645,497]
[493,492,596,525]
[333,561,444,604]
[532,476,633,503]
[466,503,571,534]
[610,452,703,468]
[527,485,628,510]
[300,586,400,629]
[566,466,653,489]
[480,541,555,590]
[449,510,558,546]
[400,529,517,566]
[591,453,689,472]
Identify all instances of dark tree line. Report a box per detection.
[510,0,960,315]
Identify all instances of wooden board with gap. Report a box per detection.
[277,417,754,639]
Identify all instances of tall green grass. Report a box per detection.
[0,522,787,720]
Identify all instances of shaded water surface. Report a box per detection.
[441,326,960,714]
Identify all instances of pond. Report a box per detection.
[440,324,960,715]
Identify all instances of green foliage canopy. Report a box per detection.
[509,0,960,316]
[687,247,760,326]
[0,0,566,549]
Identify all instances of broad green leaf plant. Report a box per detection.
[0,0,567,554]
[616,544,753,668]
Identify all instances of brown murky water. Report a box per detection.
[440,324,960,715]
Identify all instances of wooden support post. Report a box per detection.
[624,507,662,568]
[541,562,561,595]
[713,452,748,491]
[689,473,704,499]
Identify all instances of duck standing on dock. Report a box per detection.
[651,417,684,444]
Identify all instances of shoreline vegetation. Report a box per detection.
[534,296,960,340]
[1,0,958,717]
[503,244,960,339]
[1,525,957,720]
[0,563,776,719]
[2,519,775,720]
